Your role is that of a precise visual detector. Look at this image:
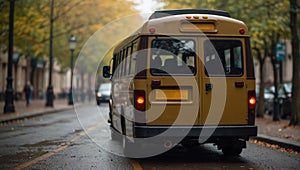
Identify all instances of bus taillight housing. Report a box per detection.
[134,90,145,111]
[248,90,256,125]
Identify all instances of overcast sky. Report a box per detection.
[133,0,165,13]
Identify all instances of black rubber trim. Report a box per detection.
[134,125,257,138]
[149,9,230,19]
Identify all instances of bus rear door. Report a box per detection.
[200,38,248,125]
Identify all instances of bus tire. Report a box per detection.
[222,146,243,156]
[221,139,245,156]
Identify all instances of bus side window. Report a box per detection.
[126,46,131,76]
[114,53,120,78]
[118,51,123,77]
[130,42,138,76]
[122,48,128,76]
[112,54,117,76]
[122,49,127,77]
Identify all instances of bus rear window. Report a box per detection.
[150,39,196,76]
[204,40,243,77]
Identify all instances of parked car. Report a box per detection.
[264,83,292,118]
[255,85,273,114]
[96,83,111,105]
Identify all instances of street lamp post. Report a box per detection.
[45,0,55,107]
[4,0,15,113]
[68,35,77,105]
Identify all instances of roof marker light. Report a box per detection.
[193,16,199,19]
[149,27,156,34]
[239,28,245,34]
[202,16,208,19]
[186,16,191,19]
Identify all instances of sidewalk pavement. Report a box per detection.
[0,99,73,124]
[0,100,299,152]
[254,115,300,152]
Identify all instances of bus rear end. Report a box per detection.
[104,9,257,157]
[132,10,257,156]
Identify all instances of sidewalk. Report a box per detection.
[0,100,299,152]
[0,99,73,123]
[254,115,300,152]
[256,115,300,143]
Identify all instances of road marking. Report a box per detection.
[131,159,143,170]
[14,121,105,170]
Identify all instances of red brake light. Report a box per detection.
[235,81,245,88]
[151,80,161,86]
[134,90,145,111]
[248,90,256,125]
[248,91,256,110]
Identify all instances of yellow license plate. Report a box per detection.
[155,89,188,100]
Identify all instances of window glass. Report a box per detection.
[112,54,117,77]
[114,53,120,78]
[126,46,131,76]
[118,50,123,77]
[150,39,196,75]
[130,42,138,75]
[122,49,126,77]
[204,40,243,76]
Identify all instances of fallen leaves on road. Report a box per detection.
[250,139,299,155]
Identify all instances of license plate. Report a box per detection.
[155,89,188,101]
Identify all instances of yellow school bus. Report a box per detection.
[103,9,257,157]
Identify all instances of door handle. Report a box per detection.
[205,83,213,91]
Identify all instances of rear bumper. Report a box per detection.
[134,125,257,138]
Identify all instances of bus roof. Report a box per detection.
[139,13,249,36]
[149,9,230,19]
[114,9,249,51]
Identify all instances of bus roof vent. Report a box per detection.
[149,9,230,20]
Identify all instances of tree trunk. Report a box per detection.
[270,34,280,121]
[253,48,265,117]
[87,73,93,101]
[80,72,85,102]
[289,0,300,125]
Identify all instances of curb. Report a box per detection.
[0,107,73,124]
[252,134,300,152]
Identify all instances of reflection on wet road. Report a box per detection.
[0,104,299,169]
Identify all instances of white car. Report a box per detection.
[96,83,111,105]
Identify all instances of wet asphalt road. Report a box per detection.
[0,103,299,170]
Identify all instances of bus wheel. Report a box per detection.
[221,139,245,156]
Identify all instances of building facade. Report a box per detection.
[0,50,66,101]
[254,39,293,86]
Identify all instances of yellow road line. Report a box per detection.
[14,121,104,170]
[131,159,143,170]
